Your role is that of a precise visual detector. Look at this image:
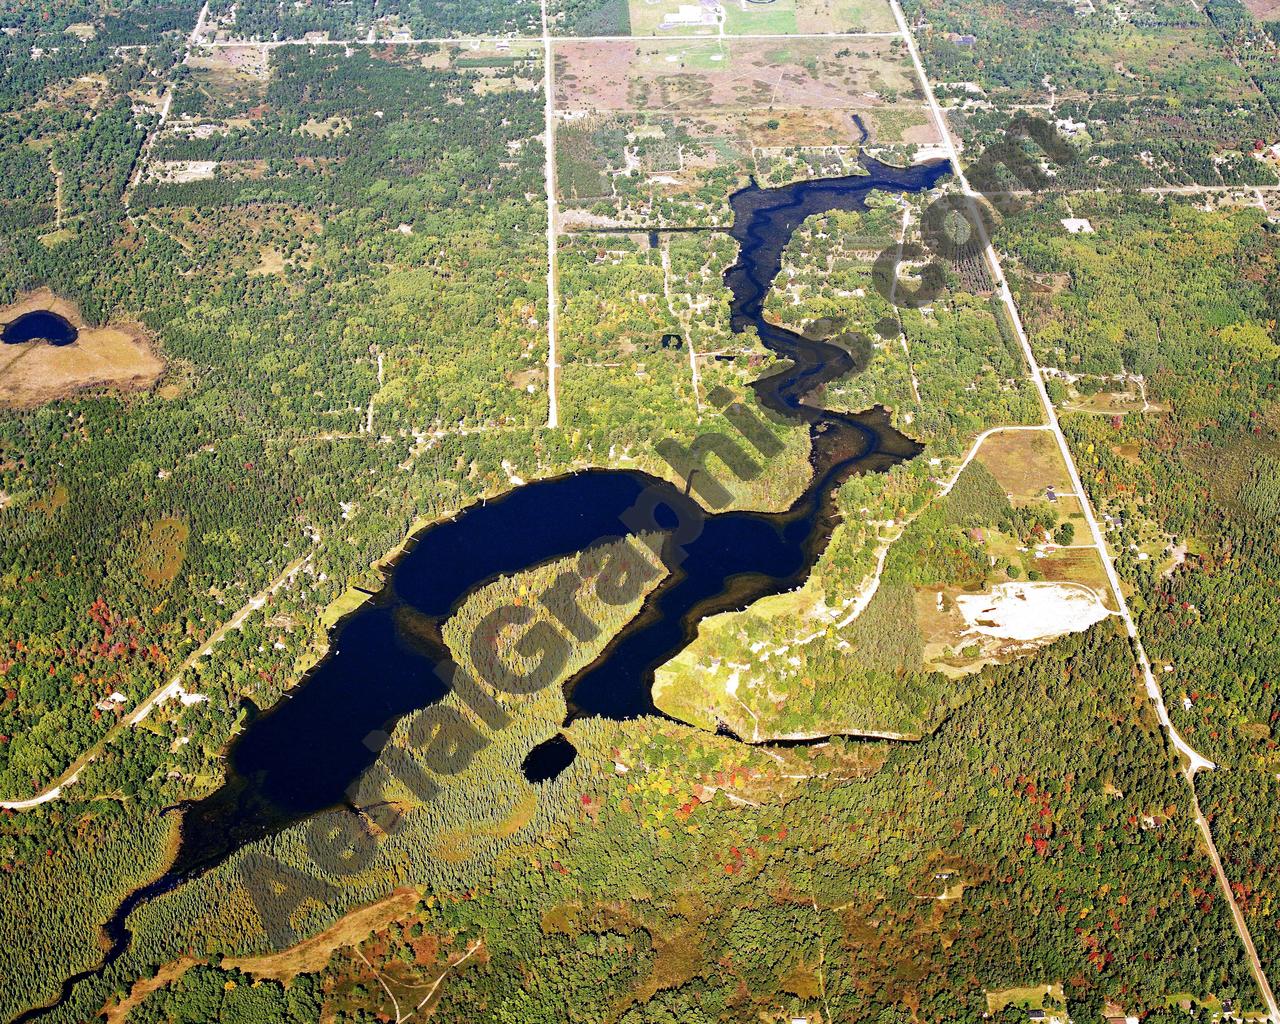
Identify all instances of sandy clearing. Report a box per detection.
[956,581,1111,642]
[226,889,421,981]
[149,159,219,183]
[103,957,199,1024]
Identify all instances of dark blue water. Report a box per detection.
[2,310,78,346]
[521,733,578,783]
[13,148,951,1024]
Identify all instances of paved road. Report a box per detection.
[888,2,1277,1017]
[541,0,561,429]
[194,30,902,48]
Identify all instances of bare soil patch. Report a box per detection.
[0,289,165,408]
[955,581,1110,641]
[555,37,918,114]
[252,247,287,276]
[149,159,219,183]
[1243,0,1280,19]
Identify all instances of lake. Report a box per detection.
[15,149,952,1023]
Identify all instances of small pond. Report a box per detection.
[2,310,78,346]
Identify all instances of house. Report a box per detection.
[1054,116,1088,138]
[94,692,128,713]
[1028,1011,1047,1022]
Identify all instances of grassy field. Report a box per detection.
[136,517,191,589]
[0,291,165,409]
[628,0,720,35]
[624,0,897,34]
[722,0,800,35]
[797,0,897,31]
[977,430,1072,503]
[986,983,1066,1014]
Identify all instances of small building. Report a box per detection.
[660,3,718,28]
[94,692,128,713]
[1028,1011,1047,1022]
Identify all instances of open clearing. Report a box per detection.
[555,36,919,112]
[796,0,897,32]
[0,290,164,408]
[137,517,191,588]
[986,983,1066,1014]
[226,889,421,981]
[956,581,1111,642]
[180,49,271,113]
[915,548,1114,678]
[625,0,896,34]
[977,428,1074,503]
[103,889,422,1022]
[148,159,219,183]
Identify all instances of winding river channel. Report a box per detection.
[15,147,951,1024]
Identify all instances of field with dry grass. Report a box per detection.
[0,290,164,408]
[556,36,919,112]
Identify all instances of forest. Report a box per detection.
[999,188,1280,987]
[906,0,1280,188]
[34,626,1266,1023]
[200,0,540,41]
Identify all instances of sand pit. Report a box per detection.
[0,289,165,408]
[956,581,1111,642]
[150,159,219,183]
